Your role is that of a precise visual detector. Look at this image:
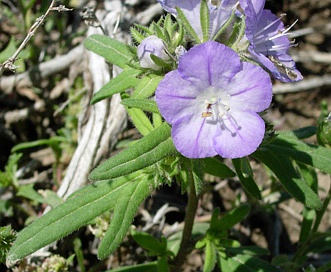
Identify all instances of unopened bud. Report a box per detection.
[137,35,169,69]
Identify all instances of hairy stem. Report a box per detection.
[171,170,199,271]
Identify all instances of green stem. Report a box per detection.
[288,176,331,271]
[171,170,199,271]
[312,179,331,233]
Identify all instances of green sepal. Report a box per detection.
[91,68,141,104]
[6,173,142,265]
[232,158,261,200]
[83,34,136,68]
[150,54,172,70]
[175,7,201,43]
[130,26,147,44]
[98,173,153,259]
[89,123,176,181]
[200,0,210,42]
[121,98,160,114]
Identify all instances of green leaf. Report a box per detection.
[254,150,322,209]
[131,230,167,255]
[299,208,316,243]
[200,0,210,42]
[293,126,317,139]
[132,75,163,99]
[122,99,159,114]
[204,240,217,272]
[106,262,157,272]
[98,174,153,259]
[130,26,147,44]
[225,246,270,256]
[220,254,281,272]
[83,34,135,68]
[127,107,155,136]
[268,131,331,174]
[16,184,44,203]
[306,232,331,255]
[232,158,261,200]
[175,7,201,43]
[217,204,250,231]
[0,37,29,73]
[89,123,176,181]
[202,157,236,178]
[316,261,331,272]
[91,68,141,104]
[6,173,141,265]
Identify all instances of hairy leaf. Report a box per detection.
[121,98,160,114]
[6,173,143,265]
[89,123,176,180]
[98,174,153,259]
[84,34,135,68]
[91,68,141,104]
[254,150,322,209]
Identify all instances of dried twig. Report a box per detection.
[273,75,331,94]
[0,44,84,94]
[0,0,72,76]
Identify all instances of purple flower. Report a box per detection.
[157,0,238,41]
[239,0,302,82]
[156,41,272,159]
[137,35,170,69]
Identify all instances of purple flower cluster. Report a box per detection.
[150,0,302,159]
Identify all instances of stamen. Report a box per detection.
[254,15,285,37]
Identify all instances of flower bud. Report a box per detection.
[137,35,169,69]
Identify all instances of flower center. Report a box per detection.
[200,93,231,120]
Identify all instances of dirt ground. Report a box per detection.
[1,0,331,271]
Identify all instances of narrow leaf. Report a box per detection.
[122,98,160,113]
[299,208,316,243]
[6,174,141,265]
[127,108,155,136]
[202,157,236,178]
[269,131,331,174]
[132,75,163,99]
[254,150,322,209]
[217,204,250,231]
[107,262,157,272]
[83,34,135,68]
[220,254,282,272]
[89,123,176,180]
[91,69,141,104]
[98,174,153,258]
[131,230,166,254]
[232,158,261,200]
[292,126,317,139]
[204,240,217,272]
